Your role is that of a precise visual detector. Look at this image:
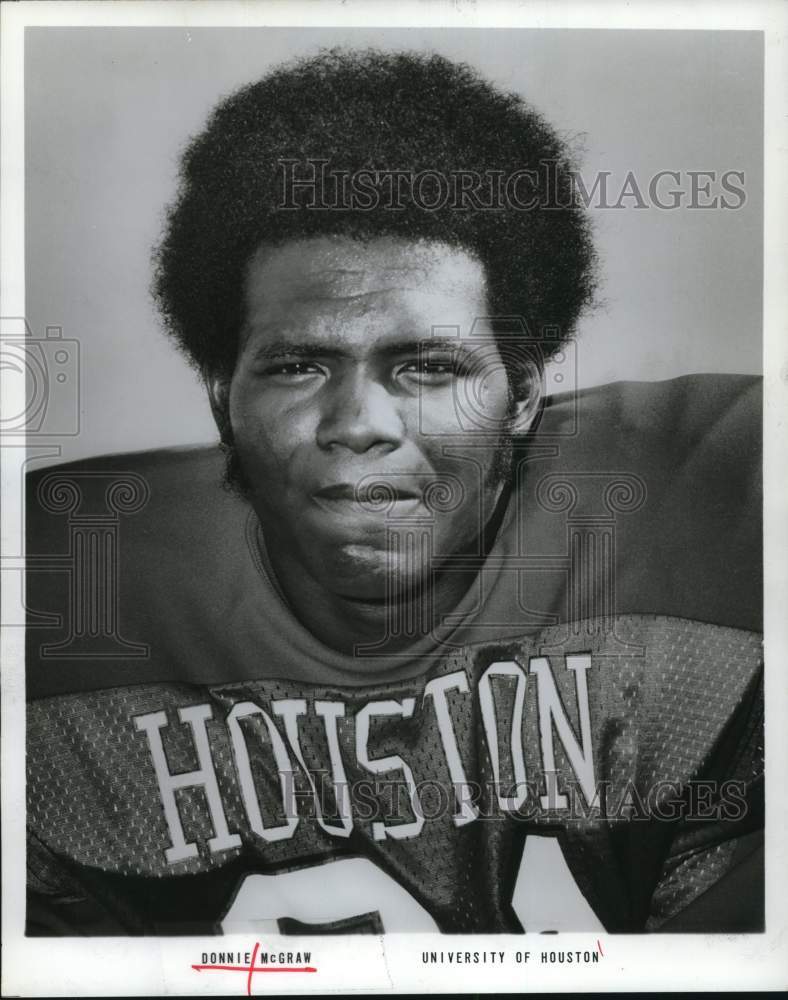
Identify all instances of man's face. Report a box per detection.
[222,235,536,601]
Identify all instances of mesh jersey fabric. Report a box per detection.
[24,374,763,935]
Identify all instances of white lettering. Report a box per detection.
[272,699,353,838]
[355,699,424,841]
[134,705,241,863]
[530,654,595,808]
[478,662,528,811]
[226,701,298,841]
[423,671,479,826]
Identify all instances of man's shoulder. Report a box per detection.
[26,441,253,606]
[514,373,762,632]
[538,372,761,450]
[530,373,761,505]
[26,442,227,495]
[25,443,265,699]
[26,443,239,546]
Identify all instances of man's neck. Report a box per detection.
[259,482,512,658]
[261,540,477,657]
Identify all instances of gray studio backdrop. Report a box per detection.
[25,28,763,466]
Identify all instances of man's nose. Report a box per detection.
[316,372,405,454]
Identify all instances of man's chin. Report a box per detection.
[324,543,431,602]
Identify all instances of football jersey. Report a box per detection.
[25,374,763,935]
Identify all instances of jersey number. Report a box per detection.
[221,837,603,934]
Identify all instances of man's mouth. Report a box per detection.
[310,481,427,523]
[314,483,422,503]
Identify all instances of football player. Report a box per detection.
[26,50,762,935]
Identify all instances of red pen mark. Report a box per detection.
[247,941,259,997]
[191,942,317,996]
[597,939,604,957]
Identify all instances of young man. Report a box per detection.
[25,50,762,935]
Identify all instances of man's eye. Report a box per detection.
[262,362,323,378]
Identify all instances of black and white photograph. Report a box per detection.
[2,1,786,995]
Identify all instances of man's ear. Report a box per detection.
[205,369,233,445]
[509,357,544,435]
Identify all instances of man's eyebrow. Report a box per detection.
[379,338,477,356]
[249,337,476,360]
[249,341,350,361]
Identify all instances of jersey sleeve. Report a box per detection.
[646,667,764,931]
[27,830,133,936]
